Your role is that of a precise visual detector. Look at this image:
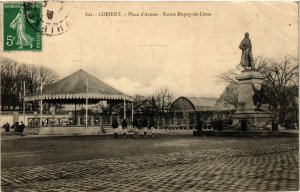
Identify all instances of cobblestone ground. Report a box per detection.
[1,137,299,191]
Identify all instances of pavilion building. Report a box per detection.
[24,69,133,135]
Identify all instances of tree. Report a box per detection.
[217,66,240,85]
[131,94,148,116]
[0,57,59,110]
[133,88,173,120]
[153,88,173,115]
[216,83,238,109]
[111,88,173,122]
[259,56,298,124]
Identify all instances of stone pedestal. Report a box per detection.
[232,70,272,128]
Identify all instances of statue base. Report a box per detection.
[232,69,272,128]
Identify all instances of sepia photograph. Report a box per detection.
[0,1,299,191]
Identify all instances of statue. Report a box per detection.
[239,32,254,69]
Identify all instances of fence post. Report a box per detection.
[241,120,247,131]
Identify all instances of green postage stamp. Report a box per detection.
[3,2,42,51]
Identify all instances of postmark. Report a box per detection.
[3,2,42,51]
[24,1,69,36]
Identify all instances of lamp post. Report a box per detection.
[23,81,26,123]
[123,99,126,119]
[40,77,43,129]
[85,78,88,132]
[131,102,134,123]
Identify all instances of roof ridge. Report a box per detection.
[40,69,127,96]
[185,96,218,99]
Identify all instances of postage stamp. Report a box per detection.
[3,2,42,51]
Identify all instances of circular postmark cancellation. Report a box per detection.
[24,1,69,36]
[23,2,42,31]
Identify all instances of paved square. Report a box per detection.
[1,136,299,191]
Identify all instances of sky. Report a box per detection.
[1,1,298,99]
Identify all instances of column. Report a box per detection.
[123,99,126,119]
[40,98,43,128]
[91,116,94,126]
[77,116,81,126]
[85,98,88,129]
[131,102,134,122]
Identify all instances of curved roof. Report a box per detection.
[170,96,219,112]
[25,69,133,102]
[186,97,218,111]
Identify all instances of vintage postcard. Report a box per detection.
[0,1,299,191]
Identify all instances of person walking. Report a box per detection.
[149,118,156,138]
[19,121,25,136]
[3,122,10,133]
[142,117,148,137]
[13,122,20,134]
[132,118,138,138]
[121,119,128,138]
[112,118,119,138]
[137,118,143,138]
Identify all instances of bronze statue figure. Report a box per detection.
[239,32,254,69]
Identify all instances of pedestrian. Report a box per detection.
[6,122,10,129]
[132,118,138,138]
[112,118,119,138]
[3,122,10,133]
[121,119,128,138]
[142,117,148,137]
[196,118,203,132]
[13,122,20,135]
[20,121,25,136]
[149,119,156,138]
[137,118,143,138]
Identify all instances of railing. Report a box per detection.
[1,111,71,115]
[25,114,231,129]
[27,115,120,127]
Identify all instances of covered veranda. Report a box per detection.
[24,69,133,135]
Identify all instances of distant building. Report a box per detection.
[168,96,232,127]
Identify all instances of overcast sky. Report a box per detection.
[1,1,298,99]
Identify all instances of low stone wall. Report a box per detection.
[38,126,104,135]
[24,127,40,135]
